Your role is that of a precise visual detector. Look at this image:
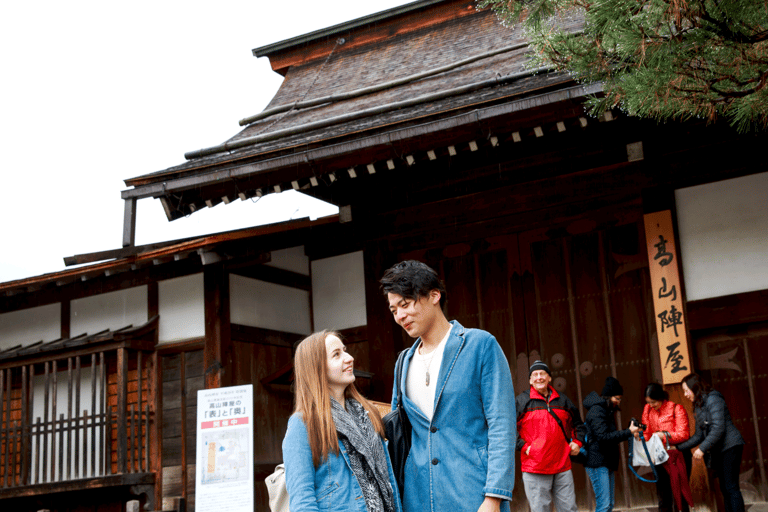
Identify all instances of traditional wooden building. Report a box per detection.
[2,0,767,510]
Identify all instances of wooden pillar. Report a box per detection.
[147,282,161,505]
[61,300,70,340]
[204,265,232,389]
[117,347,128,474]
[123,198,137,248]
[363,241,398,402]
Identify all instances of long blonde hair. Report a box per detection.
[293,330,385,467]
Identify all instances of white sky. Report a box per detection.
[0,0,414,283]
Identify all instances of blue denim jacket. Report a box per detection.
[391,321,516,512]
[282,413,403,512]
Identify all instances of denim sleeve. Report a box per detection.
[480,336,516,500]
[283,415,322,512]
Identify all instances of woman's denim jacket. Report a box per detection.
[391,321,516,512]
[282,413,403,512]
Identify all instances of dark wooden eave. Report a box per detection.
[0,316,159,368]
[0,215,337,301]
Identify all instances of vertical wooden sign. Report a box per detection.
[644,210,692,384]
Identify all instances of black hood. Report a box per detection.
[583,390,605,409]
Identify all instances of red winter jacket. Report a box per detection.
[516,386,586,475]
[642,400,690,446]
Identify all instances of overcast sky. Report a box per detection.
[0,0,414,283]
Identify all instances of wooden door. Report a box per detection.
[693,327,768,507]
[399,217,661,510]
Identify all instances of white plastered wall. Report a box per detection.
[158,273,205,343]
[266,246,309,275]
[230,274,311,334]
[71,286,147,336]
[0,303,61,350]
[675,171,768,301]
[311,251,367,331]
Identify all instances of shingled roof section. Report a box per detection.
[122,0,586,217]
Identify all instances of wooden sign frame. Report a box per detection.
[644,210,692,384]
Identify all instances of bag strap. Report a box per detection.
[547,407,573,444]
[394,349,408,407]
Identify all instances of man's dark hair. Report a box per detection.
[380,260,447,309]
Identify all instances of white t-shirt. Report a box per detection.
[406,329,451,421]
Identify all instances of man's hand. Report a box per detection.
[525,445,531,456]
[569,441,580,456]
[693,448,704,460]
[477,496,502,512]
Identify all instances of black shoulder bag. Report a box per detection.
[383,349,411,500]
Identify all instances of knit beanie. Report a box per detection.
[601,376,624,397]
[529,360,551,376]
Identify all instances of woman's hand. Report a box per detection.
[693,448,705,460]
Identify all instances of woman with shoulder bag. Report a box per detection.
[641,382,693,512]
[677,373,746,512]
[282,331,402,512]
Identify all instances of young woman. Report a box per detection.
[641,382,692,512]
[677,373,746,512]
[282,330,401,512]
[582,376,640,512]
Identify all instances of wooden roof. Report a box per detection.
[122,0,587,219]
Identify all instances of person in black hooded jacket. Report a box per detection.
[582,377,639,512]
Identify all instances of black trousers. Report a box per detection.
[714,444,745,512]
[654,462,690,512]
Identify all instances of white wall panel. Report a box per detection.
[676,172,768,300]
[0,304,61,350]
[311,251,367,331]
[71,286,147,336]
[266,246,309,275]
[158,273,205,343]
[230,274,311,334]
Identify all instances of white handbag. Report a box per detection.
[265,464,290,512]
[632,435,670,466]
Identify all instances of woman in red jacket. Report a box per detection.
[641,383,693,512]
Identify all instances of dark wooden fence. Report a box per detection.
[0,348,152,488]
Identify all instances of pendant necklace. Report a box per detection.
[420,342,437,386]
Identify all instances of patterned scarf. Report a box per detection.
[330,398,395,512]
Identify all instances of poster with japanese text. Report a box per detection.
[195,384,253,512]
[644,210,692,384]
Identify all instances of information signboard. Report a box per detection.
[195,384,254,512]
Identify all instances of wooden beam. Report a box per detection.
[203,265,232,389]
[122,198,137,248]
[117,348,128,473]
[687,289,768,331]
[363,241,398,402]
[0,472,155,499]
[228,263,310,291]
[230,324,303,348]
[60,300,70,340]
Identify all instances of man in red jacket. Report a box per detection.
[516,361,586,512]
